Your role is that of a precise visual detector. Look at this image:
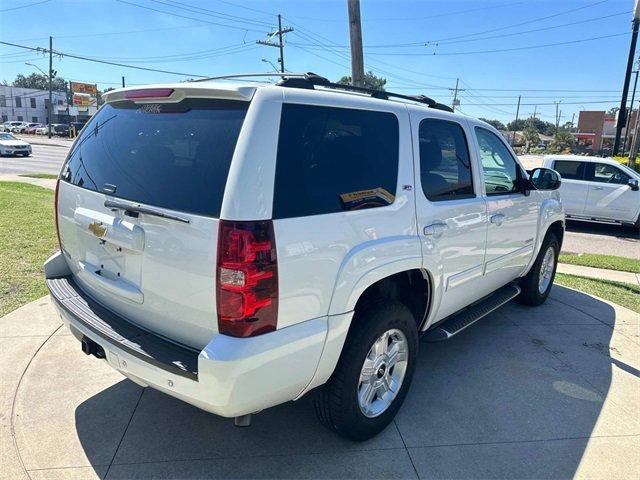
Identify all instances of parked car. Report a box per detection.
[35,125,49,135]
[2,121,23,132]
[0,132,32,156]
[51,123,70,137]
[543,155,640,230]
[44,75,564,441]
[10,122,28,133]
[22,122,42,134]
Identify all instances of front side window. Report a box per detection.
[553,160,586,180]
[419,118,473,201]
[475,127,522,195]
[591,163,631,185]
[273,103,399,219]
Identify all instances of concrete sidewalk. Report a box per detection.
[0,174,56,190]
[15,135,72,148]
[1,285,638,479]
[558,263,640,285]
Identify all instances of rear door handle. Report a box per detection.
[490,214,505,226]
[424,222,447,237]
[592,186,604,190]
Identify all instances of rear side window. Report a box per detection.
[273,103,399,219]
[61,98,248,217]
[419,119,473,201]
[554,160,586,180]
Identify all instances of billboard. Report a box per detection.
[70,81,97,96]
[73,93,90,107]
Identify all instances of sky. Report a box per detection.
[0,0,636,124]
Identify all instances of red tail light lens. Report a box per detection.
[54,178,62,249]
[216,220,278,337]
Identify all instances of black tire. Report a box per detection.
[518,232,559,306]
[314,300,418,441]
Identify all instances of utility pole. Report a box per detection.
[623,66,639,152]
[511,95,521,145]
[532,105,538,120]
[449,78,465,111]
[256,14,293,74]
[347,0,365,87]
[613,2,640,154]
[555,102,560,135]
[629,100,640,167]
[122,76,125,88]
[48,36,52,139]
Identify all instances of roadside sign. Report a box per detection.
[70,81,97,96]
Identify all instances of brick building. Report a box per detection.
[575,110,637,154]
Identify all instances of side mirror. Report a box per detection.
[629,179,640,191]
[529,167,561,191]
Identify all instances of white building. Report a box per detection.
[0,85,97,124]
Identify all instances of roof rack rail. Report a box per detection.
[278,72,454,113]
[190,72,307,83]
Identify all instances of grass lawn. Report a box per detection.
[0,182,58,317]
[555,273,640,313]
[559,253,640,274]
[19,173,58,179]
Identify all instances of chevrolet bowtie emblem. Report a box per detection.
[88,221,107,238]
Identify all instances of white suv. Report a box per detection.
[45,74,564,440]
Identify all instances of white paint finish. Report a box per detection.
[273,92,419,326]
[409,112,489,323]
[543,155,640,224]
[58,181,219,350]
[556,179,589,216]
[583,181,638,222]
[220,86,283,221]
[52,301,326,418]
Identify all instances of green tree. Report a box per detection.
[479,118,506,130]
[13,73,66,91]
[549,130,575,153]
[338,71,386,90]
[523,126,540,152]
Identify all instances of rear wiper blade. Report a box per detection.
[104,199,190,224]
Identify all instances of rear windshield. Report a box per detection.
[61,98,248,217]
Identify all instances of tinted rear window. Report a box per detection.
[61,98,248,217]
[273,103,399,219]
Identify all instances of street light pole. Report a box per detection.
[613,3,640,155]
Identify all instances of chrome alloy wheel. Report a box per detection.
[538,246,556,294]
[357,328,409,418]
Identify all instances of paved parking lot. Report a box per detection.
[1,285,638,479]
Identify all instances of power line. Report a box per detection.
[147,0,274,28]
[286,0,529,23]
[115,0,267,33]
[0,40,208,78]
[368,32,629,56]
[425,0,610,44]
[287,10,629,49]
[0,0,51,13]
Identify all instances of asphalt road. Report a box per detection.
[0,142,68,175]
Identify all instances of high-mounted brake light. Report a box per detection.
[216,220,278,338]
[54,178,62,249]
[124,88,174,100]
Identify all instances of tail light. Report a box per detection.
[216,220,278,337]
[54,178,62,249]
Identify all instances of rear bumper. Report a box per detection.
[45,252,330,417]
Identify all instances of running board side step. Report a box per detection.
[421,283,521,342]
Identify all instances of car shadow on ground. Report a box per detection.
[565,219,639,240]
[74,286,631,479]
